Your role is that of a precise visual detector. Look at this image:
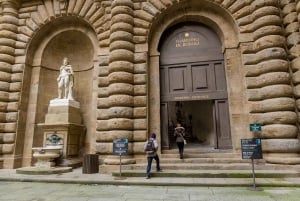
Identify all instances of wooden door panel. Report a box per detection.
[215,99,232,149]
[214,62,227,91]
[160,68,167,94]
[192,63,215,92]
[169,66,187,92]
[193,66,208,89]
[160,103,169,149]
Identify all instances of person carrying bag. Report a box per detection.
[174,123,186,159]
[144,133,162,179]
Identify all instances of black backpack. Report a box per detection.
[145,139,155,153]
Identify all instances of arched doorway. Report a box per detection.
[159,22,232,150]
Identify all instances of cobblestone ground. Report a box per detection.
[0,182,299,201]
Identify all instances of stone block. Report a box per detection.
[97,98,110,108]
[98,87,109,98]
[108,71,133,84]
[134,85,146,95]
[2,144,14,154]
[253,35,285,52]
[108,95,133,106]
[134,63,147,73]
[108,107,133,118]
[260,124,298,138]
[134,74,146,84]
[283,12,297,25]
[287,32,300,47]
[110,40,135,52]
[109,61,134,73]
[107,118,133,130]
[134,96,146,106]
[262,138,300,153]
[251,111,297,124]
[96,120,109,131]
[108,83,133,95]
[95,130,133,142]
[97,109,110,120]
[133,118,146,129]
[249,97,295,113]
[264,153,300,164]
[134,52,147,63]
[133,130,147,141]
[133,107,146,118]
[3,133,15,143]
[285,22,299,35]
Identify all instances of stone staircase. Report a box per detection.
[111,148,300,179]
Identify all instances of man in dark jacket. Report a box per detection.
[144,133,162,179]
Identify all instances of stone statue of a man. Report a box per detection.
[57,57,74,100]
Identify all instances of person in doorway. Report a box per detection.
[174,123,186,159]
[144,133,162,179]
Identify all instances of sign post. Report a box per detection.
[241,138,263,191]
[113,138,128,180]
[243,124,263,191]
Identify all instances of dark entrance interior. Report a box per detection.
[161,100,231,150]
[159,22,232,150]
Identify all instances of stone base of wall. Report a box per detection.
[264,153,300,165]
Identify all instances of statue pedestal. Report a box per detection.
[45,99,81,124]
[38,99,85,168]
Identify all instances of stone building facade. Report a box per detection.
[1,0,300,169]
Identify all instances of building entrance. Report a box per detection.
[159,22,232,150]
[161,100,231,150]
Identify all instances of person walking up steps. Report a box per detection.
[144,133,162,179]
[174,123,186,159]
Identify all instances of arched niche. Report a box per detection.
[21,17,98,166]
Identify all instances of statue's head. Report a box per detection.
[63,57,69,65]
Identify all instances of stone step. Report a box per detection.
[112,169,300,178]
[159,157,251,164]
[162,148,236,155]
[160,150,241,159]
[121,163,300,171]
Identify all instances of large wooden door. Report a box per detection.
[159,22,232,149]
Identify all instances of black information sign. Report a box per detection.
[113,138,128,156]
[241,138,263,159]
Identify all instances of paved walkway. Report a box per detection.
[0,181,300,201]
[1,168,300,187]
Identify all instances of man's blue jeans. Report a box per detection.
[146,154,161,177]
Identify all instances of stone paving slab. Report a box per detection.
[0,181,300,201]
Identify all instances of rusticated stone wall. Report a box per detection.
[296,0,300,123]
[96,0,137,165]
[244,0,300,164]
[281,0,300,164]
[0,0,21,167]
[96,0,149,165]
[1,0,300,168]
